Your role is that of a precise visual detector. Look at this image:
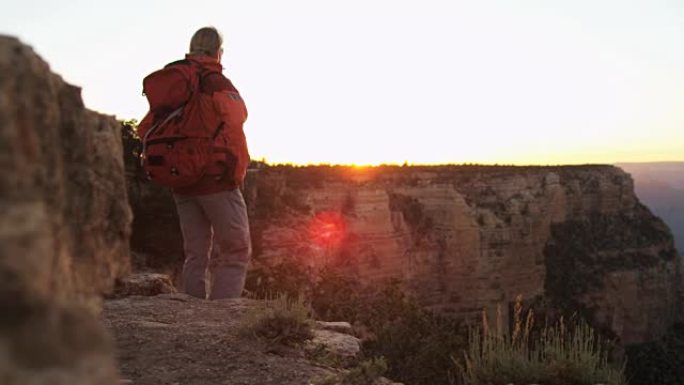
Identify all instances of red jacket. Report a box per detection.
[138,54,249,196]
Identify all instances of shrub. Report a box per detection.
[239,293,315,346]
[245,258,313,300]
[316,357,388,385]
[120,119,142,175]
[363,302,466,385]
[625,322,684,385]
[460,296,626,385]
[312,271,467,385]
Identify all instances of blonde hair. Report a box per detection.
[189,27,223,57]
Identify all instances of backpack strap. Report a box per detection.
[197,70,229,140]
[198,70,227,94]
[164,58,192,68]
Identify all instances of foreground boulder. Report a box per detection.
[0,36,131,384]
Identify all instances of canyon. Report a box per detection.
[618,162,684,255]
[2,35,682,384]
[131,162,683,346]
[252,165,681,344]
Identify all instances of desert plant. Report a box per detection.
[625,322,684,385]
[460,296,626,385]
[364,303,466,385]
[245,258,313,300]
[315,357,388,385]
[339,357,388,385]
[312,272,467,385]
[239,293,315,346]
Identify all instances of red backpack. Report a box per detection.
[138,60,224,188]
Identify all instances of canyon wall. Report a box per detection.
[129,162,682,345]
[248,165,681,345]
[0,36,131,384]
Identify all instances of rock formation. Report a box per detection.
[128,163,682,345]
[103,294,388,385]
[0,36,131,384]
[108,273,177,298]
[247,165,681,345]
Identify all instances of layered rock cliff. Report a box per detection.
[0,36,131,384]
[244,165,681,345]
[128,162,682,345]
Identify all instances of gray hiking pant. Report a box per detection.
[173,189,251,300]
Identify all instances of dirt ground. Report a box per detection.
[102,294,335,385]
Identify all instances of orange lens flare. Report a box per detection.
[308,211,347,248]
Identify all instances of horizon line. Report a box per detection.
[249,160,684,168]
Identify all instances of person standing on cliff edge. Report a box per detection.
[139,27,251,299]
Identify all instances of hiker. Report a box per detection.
[138,26,251,299]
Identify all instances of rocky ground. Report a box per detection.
[102,283,392,385]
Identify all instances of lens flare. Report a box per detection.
[308,211,347,248]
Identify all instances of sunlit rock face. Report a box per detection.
[127,163,681,345]
[246,165,681,345]
[0,36,131,384]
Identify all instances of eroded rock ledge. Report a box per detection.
[103,294,344,385]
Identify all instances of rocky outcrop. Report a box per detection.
[104,294,341,385]
[307,326,361,363]
[105,293,401,385]
[0,36,131,384]
[109,273,177,298]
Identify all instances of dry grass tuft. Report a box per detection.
[459,295,626,385]
[240,293,315,346]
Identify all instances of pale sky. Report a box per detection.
[2,0,683,165]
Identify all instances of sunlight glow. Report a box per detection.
[2,0,682,165]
